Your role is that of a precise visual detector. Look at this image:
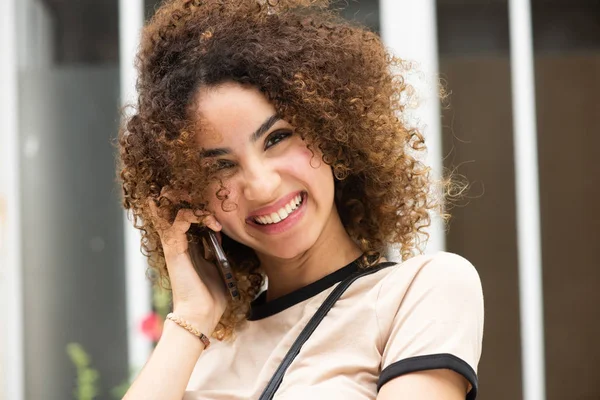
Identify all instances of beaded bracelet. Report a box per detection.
[166,313,211,349]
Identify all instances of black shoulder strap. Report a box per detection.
[258,262,396,400]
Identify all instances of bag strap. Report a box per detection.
[258,261,397,400]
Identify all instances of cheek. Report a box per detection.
[281,145,329,179]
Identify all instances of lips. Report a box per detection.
[246,190,305,222]
[245,191,308,234]
[252,194,303,225]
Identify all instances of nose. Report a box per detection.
[242,158,281,203]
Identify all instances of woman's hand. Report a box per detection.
[148,189,228,332]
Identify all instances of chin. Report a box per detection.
[255,237,315,261]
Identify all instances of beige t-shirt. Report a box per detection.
[184,252,484,400]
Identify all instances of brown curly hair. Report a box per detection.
[118,0,440,340]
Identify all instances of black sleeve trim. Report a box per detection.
[378,353,478,400]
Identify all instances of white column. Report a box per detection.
[0,0,24,398]
[508,1,546,399]
[119,0,153,373]
[379,0,445,258]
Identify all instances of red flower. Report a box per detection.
[140,312,163,342]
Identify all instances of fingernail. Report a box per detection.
[215,221,222,229]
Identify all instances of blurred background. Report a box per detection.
[0,0,598,399]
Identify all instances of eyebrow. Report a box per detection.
[199,114,281,158]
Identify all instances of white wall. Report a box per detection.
[380,0,445,258]
[0,0,23,398]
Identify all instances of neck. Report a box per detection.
[256,209,363,302]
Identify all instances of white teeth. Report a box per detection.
[253,193,304,225]
[270,212,281,223]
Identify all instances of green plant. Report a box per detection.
[66,343,100,400]
[67,286,170,399]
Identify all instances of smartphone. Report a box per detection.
[203,230,241,302]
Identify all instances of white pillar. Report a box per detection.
[379,0,445,257]
[508,1,546,399]
[0,0,24,398]
[119,0,153,373]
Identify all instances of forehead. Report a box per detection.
[193,83,276,146]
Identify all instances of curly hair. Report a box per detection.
[118,0,441,340]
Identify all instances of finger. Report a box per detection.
[147,197,159,217]
[199,214,222,232]
[159,187,192,204]
[177,209,221,233]
[147,199,173,232]
[148,196,179,226]
[171,209,209,233]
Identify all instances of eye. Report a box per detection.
[264,130,292,150]
[215,159,236,170]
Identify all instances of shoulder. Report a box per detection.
[375,252,484,355]
[379,252,482,300]
[375,252,484,395]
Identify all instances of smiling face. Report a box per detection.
[193,82,339,261]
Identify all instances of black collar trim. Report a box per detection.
[248,256,364,321]
[248,256,397,321]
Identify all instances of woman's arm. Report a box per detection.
[123,316,209,400]
[122,248,224,399]
[123,192,228,399]
[377,369,469,400]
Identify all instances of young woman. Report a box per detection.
[118,1,484,399]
